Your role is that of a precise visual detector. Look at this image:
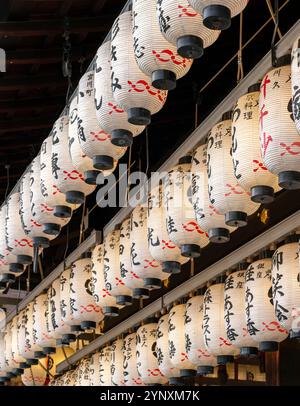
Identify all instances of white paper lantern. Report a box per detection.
[132,0,193,90]
[192,143,235,243]
[77,71,127,171]
[99,346,113,386]
[0,308,5,332]
[224,270,259,356]
[11,315,27,374]
[259,56,300,189]
[111,10,168,126]
[131,205,167,290]
[185,295,217,375]
[52,115,95,205]
[18,304,43,364]
[164,158,209,258]
[89,352,101,386]
[33,293,56,354]
[60,268,82,334]
[207,114,259,227]
[157,0,220,59]
[91,244,119,316]
[245,257,288,351]
[232,85,280,203]
[203,283,239,364]
[123,333,144,386]
[95,40,145,147]
[188,0,248,30]
[21,362,47,386]
[111,338,125,386]
[0,333,9,382]
[272,240,300,338]
[77,358,91,386]
[4,322,14,375]
[291,37,300,135]
[148,185,189,274]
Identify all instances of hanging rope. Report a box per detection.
[63,224,70,264]
[30,366,36,386]
[32,243,39,274]
[62,345,72,367]
[26,264,31,292]
[38,359,55,379]
[78,198,86,245]
[190,258,195,277]
[266,0,282,39]
[145,128,149,177]
[271,0,279,67]
[237,12,244,83]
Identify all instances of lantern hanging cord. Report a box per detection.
[63,224,70,264]
[33,243,39,275]
[271,0,279,67]
[62,345,72,367]
[266,0,282,38]
[30,366,36,386]
[79,197,86,245]
[38,359,55,379]
[237,11,244,83]
[62,16,73,104]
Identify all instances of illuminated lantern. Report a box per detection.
[291,37,300,135]
[0,308,5,331]
[70,258,104,330]
[33,293,56,355]
[4,322,14,376]
[0,333,9,383]
[185,295,217,375]
[21,361,47,386]
[203,283,239,364]
[168,304,196,377]
[232,84,280,203]
[111,338,125,386]
[119,218,149,299]
[131,205,167,290]
[224,268,259,356]
[157,0,220,59]
[94,40,145,147]
[148,185,188,274]
[52,115,95,205]
[77,358,91,386]
[91,244,119,316]
[272,238,300,338]
[164,157,209,257]
[123,333,144,386]
[104,229,133,306]
[99,346,113,386]
[62,369,76,386]
[77,71,127,171]
[259,55,300,189]
[111,10,168,126]
[60,267,82,334]
[136,322,167,385]
[192,143,235,243]
[48,345,74,379]
[245,256,289,351]
[10,315,27,374]
[207,113,259,227]
[188,0,249,30]
[89,352,101,386]
[156,314,182,385]
[132,0,193,90]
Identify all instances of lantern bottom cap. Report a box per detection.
[42,347,56,355]
[181,244,201,258]
[162,261,181,274]
[259,341,279,352]
[9,261,24,274]
[33,236,50,248]
[180,369,197,378]
[103,306,119,317]
[177,35,204,59]
[33,351,46,359]
[197,365,214,375]
[84,170,98,185]
[111,129,133,147]
[66,191,85,205]
[116,295,133,306]
[152,69,176,91]
[71,324,84,332]
[43,222,61,236]
[127,107,151,126]
[54,205,72,219]
[169,377,184,385]
[225,211,247,227]
[93,155,114,171]
[143,277,162,290]
[132,288,149,299]
[17,254,32,265]
[26,358,39,366]
[239,346,259,357]
[0,377,8,383]
[11,368,23,376]
[278,171,300,190]
[203,4,231,30]
[251,185,274,203]
[0,273,16,284]
[6,372,15,378]
[289,329,300,339]
[217,355,234,365]
[80,321,96,330]
[208,227,230,243]
[19,362,30,369]
[62,334,76,343]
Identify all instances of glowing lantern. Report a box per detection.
[291,37,300,135]
[4,322,14,376]
[60,267,82,334]
[111,338,125,386]
[77,358,91,386]
[89,352,101,386]
[32,293,56,355]
[124,333,144,386]
[0,333,9,382]
[99,346,113,386]
[11,315,27,373]
[21,361,47,386]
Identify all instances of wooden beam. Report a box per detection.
[0,116,53,133]
[0,74,67,90]
[0,97,64,113]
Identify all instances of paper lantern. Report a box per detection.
[94,40,145,146]
[203,283,239,364]
[119,218,149,299]
[192,143,235,243]
[52,115,95,205]
[156,315,182,385]
[10,315,27,374]
[111,338,125,386]
[60,267,82,334]
[0,308,5,332]
[70,258,104,330]
[89,352,101,386]
[132,0,193,90]
[224,269,259,356]
[123,333,144,386]
[99,346,113,386]
[168,304,197,377]
[148,185,188,274]
[245,256,288,351]
[77,358,91,386]
[32,293,56,355]
[131,205,167,290]
[111,10,168,126]
[207,113,259,227]
[259,55,300,189]
[91,244,119,316]
[77,71,127,171]
[188,0,248,30]
[291,37,300,135]
[164,157,209,257]
[157,0,220,59]
[0,333,9,382]
[272,239,300,338]
[4,322,14,376]
[185,295,217,375]
[62,369,76,386]
[232,85,280,203]
[21,361,47,386]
